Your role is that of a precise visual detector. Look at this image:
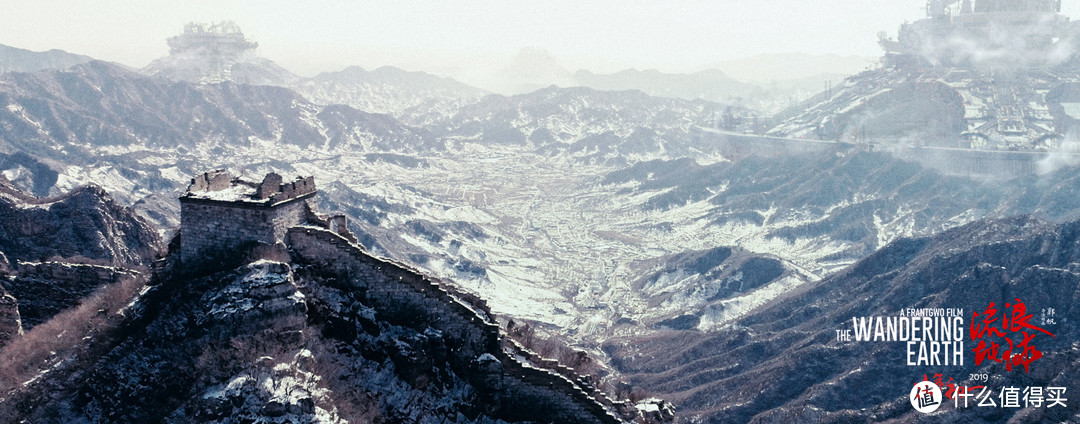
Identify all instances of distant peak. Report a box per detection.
[167,21,257,55]
[0,43,95,73]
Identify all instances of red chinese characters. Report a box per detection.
[918,374,984,400]
[970,299,1055,373]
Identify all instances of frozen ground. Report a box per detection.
[46,123,986,348]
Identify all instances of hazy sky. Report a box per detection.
[4,1,1080,77]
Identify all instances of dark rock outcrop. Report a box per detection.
[0,288,22,345]
[0,180,162,267]
[0,228,625,424]
[606,215,1080,423]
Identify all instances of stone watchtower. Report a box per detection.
[179,170,352,265]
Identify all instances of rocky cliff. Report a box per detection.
[0,176,159,357]
[0,223,632,423]
[606,215,1080,423]
[0,176,161,267]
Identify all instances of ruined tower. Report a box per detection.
[178,170,351,265]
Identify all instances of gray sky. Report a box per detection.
[4,1,1078,77]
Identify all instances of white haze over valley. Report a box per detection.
[0,1,949,90]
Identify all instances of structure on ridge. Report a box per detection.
[178,170,354,265]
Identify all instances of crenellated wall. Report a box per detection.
[178,171,353,268]
[7,261,143,328]
[15,261,141,286]
[286,226,625,424]
[179,195,314,265]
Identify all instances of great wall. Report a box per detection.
[172,170,649,423]
[4,261,144,332]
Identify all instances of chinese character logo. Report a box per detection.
[970,299,1056,373]
[911,380,943,413]
[917,373,984,402]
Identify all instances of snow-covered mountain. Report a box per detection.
[418,86,732,164]
[294,65,487,119]
[7,57,1080,340]
[607,215,1080,422]
[0,43,95,74]
[138,22,487,122]
[7,46,1080,422]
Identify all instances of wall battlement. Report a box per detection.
[178,171,353,266]
[287,226,626,423]
[183,170,316,206]
[15,261,141,284]
[6,261,144,329]
[174,172,631,422]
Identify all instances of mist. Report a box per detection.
[0,1,931,81]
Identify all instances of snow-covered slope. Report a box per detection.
[10,48,1080,422]
[0,43,94,74]
[294,65,487,120]
[606,215,1080,423]
[7,60,1080,345]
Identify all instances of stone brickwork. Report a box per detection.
[178,171,351,266]
[15,261,141,283]
[180,196,312,265]
[188,170,233,192]
[255,173,283,199]
[269,176,315,204]
[286,226,624,424]
[7,261,143,328]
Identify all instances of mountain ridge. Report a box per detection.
[606,214,1080,422]
[0,43,95,74]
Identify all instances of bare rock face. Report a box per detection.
[0,181,158,341]
[1,232,624,423]
[607,215,1080,423]
[0,289,22,345]
[192,260,306,329]
[0,250,19,348]
[0,183,162,267]
[4,263,142,329]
